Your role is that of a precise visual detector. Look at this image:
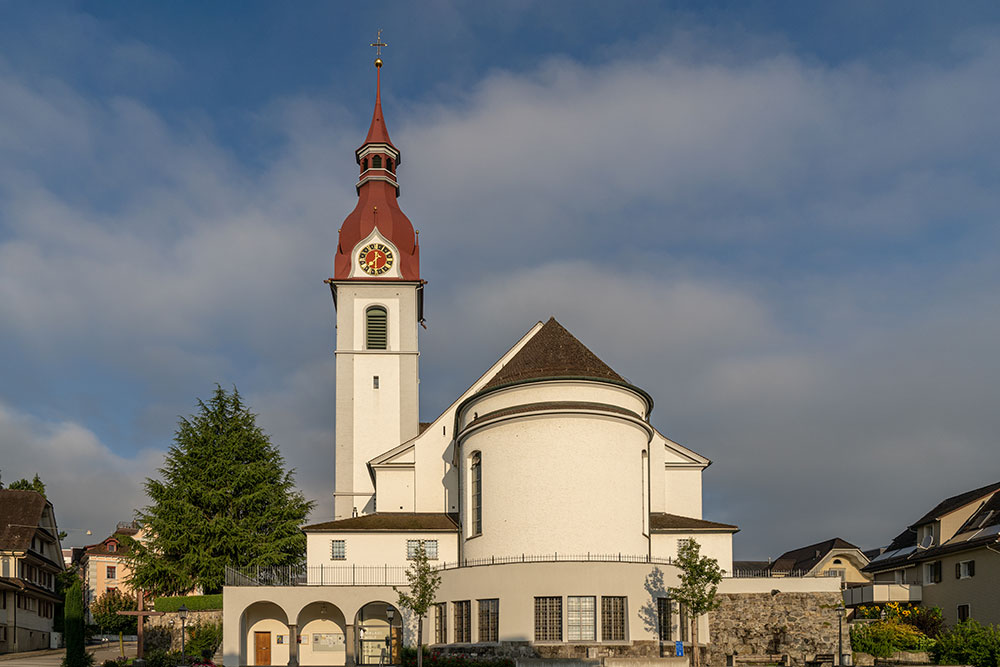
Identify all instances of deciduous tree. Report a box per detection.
[126,385,313,595]
[90,588,137,655]
[395,541,441,667]
[672,539,723,667]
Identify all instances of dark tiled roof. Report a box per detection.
[0,490,48,550]
[732,560,772,574]
[83,533,133,557]
[482,318,627,390]
[649,513,738,532]
[771,537,861,574]
[912,481,1000,526]
[419,422,432,434]
[304,512,459,532]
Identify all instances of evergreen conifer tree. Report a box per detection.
[62,578,87,667]
[127,385,313,595]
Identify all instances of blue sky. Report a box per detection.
[2,1,999,559]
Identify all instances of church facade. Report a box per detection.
[222,57,836,667]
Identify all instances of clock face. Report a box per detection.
[358,242,395,276]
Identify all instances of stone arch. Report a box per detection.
[241,601,290,667]
[296,601,348,666]
[354,600,402,666]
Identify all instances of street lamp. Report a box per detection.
[178,604,189,660]
[386,608,396,663]
[836,603,846,666]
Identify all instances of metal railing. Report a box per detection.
[226,553,675,587]
[226,554,846,587]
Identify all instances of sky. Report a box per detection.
[1,1,999,560]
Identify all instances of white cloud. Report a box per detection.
[1,23,999,558]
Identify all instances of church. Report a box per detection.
[222,54,838,667]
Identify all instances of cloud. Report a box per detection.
[1,17,999,558]
[0,400,158,547]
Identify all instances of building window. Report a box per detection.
[330,540,346,560]
[407,539,438,560]
[361,157,368,171]
[434,603,447,644]
[478,599,499,642]
[956,560,976,579]
[453,601,471,643]
[601,597,627,641]
[108,542,117,553]
[372,155,382,169]
[924,561,942,584]
[567,596,595,641]
[534,597,562,642]
[373,375,379,389]
[958,604,971,622]
[386,158,394,173]
[366,307,388,349]
[106,566,117,580]
[657,598,671,641]
[471,452,482,535]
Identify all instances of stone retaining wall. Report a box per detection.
[145,609,222,654]
[709,592,842,667]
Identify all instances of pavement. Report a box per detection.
[0,642,137,667]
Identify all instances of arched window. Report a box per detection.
[372,154,383,169]
[361,157,368,171]
[471,452,482,535]
[386,157,394,172]
[366,306,388,349]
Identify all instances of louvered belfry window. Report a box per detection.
[366,306,388,349]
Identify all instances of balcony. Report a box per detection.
[842,583,922,607]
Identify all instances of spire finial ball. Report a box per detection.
[374,58,383,68]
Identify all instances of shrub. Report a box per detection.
[932,620,1000,667]
[153,595,223,612]
[146,650,200,667]
[186,621,223,661]
[906,606,944,639]
[851,620,931,658]
[143,626,173,654]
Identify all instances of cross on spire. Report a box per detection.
[370,29,388,58]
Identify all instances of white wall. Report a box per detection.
[460,411,652,560]
[663,468,703,518]
[651,533,733,575]
[306,531,459,570]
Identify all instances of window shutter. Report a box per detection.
[934,561,942,583]
[956,563,962,579]
[969,560,975,577]
[366,307,388,349]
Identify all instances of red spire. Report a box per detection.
[363,63,395,148]
[333,55,419,281]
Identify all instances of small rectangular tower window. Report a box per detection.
[373,376,379,389]
[330,540,346,560]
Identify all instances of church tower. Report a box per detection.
[328,53,422,519]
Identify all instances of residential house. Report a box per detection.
[857,481,1000,625]
[0,489,65,653]
[79,522,141,622]
[734,538,870,584]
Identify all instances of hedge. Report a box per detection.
[153,594,223,612]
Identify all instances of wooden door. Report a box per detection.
[254,631,271,666]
